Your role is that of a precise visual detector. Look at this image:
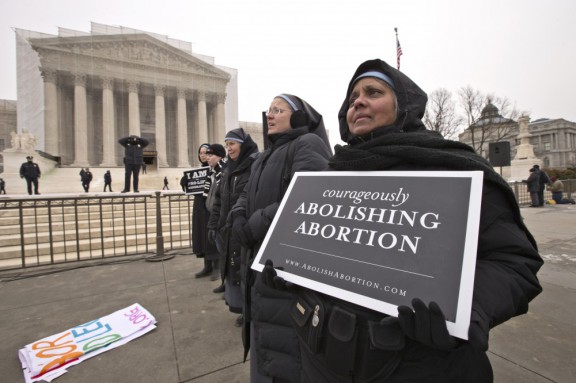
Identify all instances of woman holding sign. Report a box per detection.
[231,94,332,382]
[193,143,212,277]
[261,59,543,382]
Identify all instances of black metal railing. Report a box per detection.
[1,179,574,271]
[0,192,194,270]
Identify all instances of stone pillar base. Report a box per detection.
[510,159,541,181]
[99,161,118,168]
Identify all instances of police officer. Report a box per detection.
[19,155,41,195]
[118,135,149,193]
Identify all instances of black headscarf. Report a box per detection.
[330,59,537,249]
[197,143,210,166]
[226,131,258,173]
[339,59,428,145]
[266,94,332,153]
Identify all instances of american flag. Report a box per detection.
[396,34,403,70]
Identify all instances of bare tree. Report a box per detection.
[457,86,519,158]
[423,88,464,139]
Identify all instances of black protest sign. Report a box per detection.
[252,171,483,339]
[182,167,209,195]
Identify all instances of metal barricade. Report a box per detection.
[0,192,193,270]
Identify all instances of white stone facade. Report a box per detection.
[15,23,240,169]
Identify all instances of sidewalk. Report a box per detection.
[0,205,574,383]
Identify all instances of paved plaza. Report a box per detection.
[0,204,574,383]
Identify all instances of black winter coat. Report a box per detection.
[208,135,259,284]
[204,161,225,262]
[118,136,149,165]
[231,95,332,382]
[288,58,543,383]
[20,161,41,179]
[192,158,210,258]
[525,171,540,192]
[318,132,543,382]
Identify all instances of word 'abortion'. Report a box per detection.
[293,200,441,255]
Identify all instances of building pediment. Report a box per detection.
[30,34,230,81]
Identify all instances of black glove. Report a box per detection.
[261,260,293,291]
[468,309,489,351]
[207,229,216,244]
[232,215,247,242]
[397,298,457,351]
[232,215,256,248]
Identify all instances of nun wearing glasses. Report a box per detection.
[230,94,332,382]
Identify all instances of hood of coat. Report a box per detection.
[338,59,428,144]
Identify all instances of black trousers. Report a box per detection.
[538,187,545,206]
[124,164,141,191]
[25,177,39,195]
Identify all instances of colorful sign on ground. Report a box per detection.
[19,303,157,383]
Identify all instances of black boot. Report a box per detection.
[195,259,212,278]
[213,284,225,293]
[210,260,220,281]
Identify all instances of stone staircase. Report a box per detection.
[0,192,194,269]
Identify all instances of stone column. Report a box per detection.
[72,73,89,166]
[197,91,209,147]
[128,81,141,136]
[176,88,190,167]
[214,93,227,145]
[41,69,59,156]
[100,77,116,166]
[511,115,540,180]
[155,85,169,167]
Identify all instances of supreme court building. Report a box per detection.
[15,23,239,169]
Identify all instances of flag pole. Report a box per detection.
[395,27,403,71]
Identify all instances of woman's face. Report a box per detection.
[199,146,208,163]
[266,98,293,135]
[225,140,241,161]
[346,77,397,137]
[207,153,221,167]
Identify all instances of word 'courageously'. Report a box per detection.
[322,187,409,207]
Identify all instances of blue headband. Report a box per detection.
[276,94,299,111]
[352,71,395,90]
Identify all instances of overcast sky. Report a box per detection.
[1,0,575,145]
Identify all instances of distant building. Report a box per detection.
[458,102,576,169]
[14,22,244,169]
[0,100,17,152]
[0,100,17,172]
[239,120,265,151]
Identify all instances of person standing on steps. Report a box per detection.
[163,176,169,190]
[103,170,113,192]
[20,155,41,195]
[80,168,93,192]
[118,135,149,193]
